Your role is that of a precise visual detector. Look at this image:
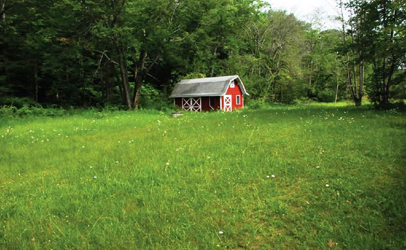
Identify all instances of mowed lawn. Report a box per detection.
[1,104,405,249]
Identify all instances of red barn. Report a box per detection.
[170,75,249,112]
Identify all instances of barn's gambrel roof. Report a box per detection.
[170,75,249,98]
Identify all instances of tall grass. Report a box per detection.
[1,104,405,249]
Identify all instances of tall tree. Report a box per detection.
[241,9,307,102]
[338,0,366,106]
[344,0,406,107]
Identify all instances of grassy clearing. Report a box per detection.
[1,104,406,249]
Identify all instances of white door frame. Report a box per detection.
[224,95,232,112]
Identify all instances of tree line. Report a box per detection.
[0,0,405,110]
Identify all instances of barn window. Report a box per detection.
[230,83,235,88]
[236,95,241,105]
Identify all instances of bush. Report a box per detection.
[293,97,315,105]
[245,99,267,109]
[139,84,172,111]
[0,97,38,108]
[317,89,336,102]
[0,106,18,118]
[0,105,67,118]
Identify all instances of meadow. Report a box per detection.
[0,104,405,249]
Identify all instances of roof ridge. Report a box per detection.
[179,75,238,82]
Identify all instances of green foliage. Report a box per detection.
[344,0,406,107]
[317,89,336,102]
[245,98,267,109]
[181,72,207,80]
[0,105,18,118]
[138,84,171,111]
[293,97,316,105]
[0,97,39,108]
[0,0,404,109]
[0,104,405,249]
[0,105,67,118]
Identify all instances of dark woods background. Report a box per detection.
[0,0,405,110]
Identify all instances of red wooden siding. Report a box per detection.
[223,80,244,110]
[201,97,210,111]
[175,98,182,107]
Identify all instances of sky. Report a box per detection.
[264,0,342,30]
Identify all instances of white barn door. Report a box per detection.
[224,95,232,112]
[182,98,201,112]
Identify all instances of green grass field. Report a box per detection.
[1,104,406,249]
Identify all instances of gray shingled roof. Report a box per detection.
[170,75,249,98]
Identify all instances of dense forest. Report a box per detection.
[0,0,405,110]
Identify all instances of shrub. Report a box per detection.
[245,99,267,109]
[139,84,172,110]
[0,105,67,118]
[0,97,38,108]
[0,106,18,118]
[293,97,315,105]
[317,89,336,102]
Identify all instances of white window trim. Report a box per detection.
[236,95,241,105]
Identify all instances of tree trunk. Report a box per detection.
[308,60,313,98]
[381,10,397,107]
[118,58,132,109]
[132,51,160,109]
[346,58,355,101]
[115,44,132,109]
[133,79,143,109]
[132,50,147,109]
[1,0,5,21]
[335,74,339,103]
[358,59,364,105]
[110,62,126,105]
